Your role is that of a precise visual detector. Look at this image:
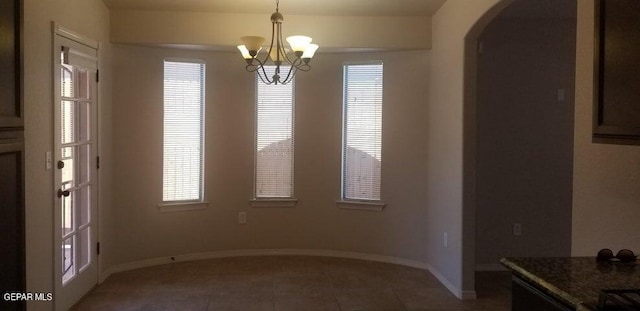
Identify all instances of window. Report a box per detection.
[342,63,383,201]
[162,60,205,202]
[255,66,295,198]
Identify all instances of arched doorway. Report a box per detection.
[463,0,576,295]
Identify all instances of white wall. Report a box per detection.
[572,0,640,255]
[475,6,576,268]
[110,46,431,268]
[428,0,512,297]
[24,0,112,310]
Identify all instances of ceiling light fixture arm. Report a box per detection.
[237,0,318,85]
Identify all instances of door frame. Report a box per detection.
[51,23,100,310]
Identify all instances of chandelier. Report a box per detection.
[237,0,319,85]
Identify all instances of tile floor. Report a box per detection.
[72,256,511,311]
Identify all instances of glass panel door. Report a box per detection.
[53,33,98,311]
[59,63,94,284]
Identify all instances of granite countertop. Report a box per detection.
[501,257,640,311]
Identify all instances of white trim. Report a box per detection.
[342,60,385,66]
[158,201,209,213]
[336,200,386,212]
[163,57,205,64]
[423,262,473,300]
[475,263,509,271]
[250,198,298,208]
[53,23,99,49]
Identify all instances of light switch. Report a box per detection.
[557,88,565,102]
[45,152,52,170]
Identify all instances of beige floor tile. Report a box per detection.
[138,293,210,311]
[335,288,406,311]
[73,256,511,311]
[210,273,273,297]
[207,296,273,311]
[394,287,467,311]
[274,255,328,276]
[274,295,340,311]
[273,274,333,297]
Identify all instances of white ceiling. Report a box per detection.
[101,0,448,17]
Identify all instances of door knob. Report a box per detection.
[57,160,65,169]
[57,189,70,198]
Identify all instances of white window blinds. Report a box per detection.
[255,66,294,198]
[163,60,205,202]
[342,63,383,201]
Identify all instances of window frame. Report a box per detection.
[160,58,207,210]
[338,61,385,211]
[251,65,298,207]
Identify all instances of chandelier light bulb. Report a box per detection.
[237,45,252,59]
[240,36,265,55]
[302,44,319,59]
[286,35,312,54]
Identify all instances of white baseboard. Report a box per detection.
[100,249,473,300]
[475,263,508,271]
[422,263,475,300]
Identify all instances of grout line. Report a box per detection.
[272,266,276,311]
[391,287,409,311]
[378,264,408,311]
[322,260,343,311]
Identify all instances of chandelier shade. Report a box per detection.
[237,0,318,85]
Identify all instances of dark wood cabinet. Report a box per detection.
[0,0,23,130]
[0,133,25,311]
[512,276,574,311]
[594,0,640,143]
[0,0,25,310]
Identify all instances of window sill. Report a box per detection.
[158,201,209,213]
[250,198,298,208]
[336,200,386,212]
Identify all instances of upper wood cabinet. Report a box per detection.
[0,0,23,130]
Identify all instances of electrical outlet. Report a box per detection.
[513,223,522,236]
[239,212,246,224]
[443,232,448,248]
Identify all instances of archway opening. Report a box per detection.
[463,0,577,295]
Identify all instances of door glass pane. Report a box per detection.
[78,144,90,184]
[61,65,74,98]
[62,194,73,236]
[77,227,90,271]
[61,101,75,144]
[61,147,74,185]
[78,102,90,141]
[77,69,90,99]
[62,236,75,283]
[62,146,73,159]
[78,186,90,227]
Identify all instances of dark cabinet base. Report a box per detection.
[512,276,574,311]
[0,133,25,311]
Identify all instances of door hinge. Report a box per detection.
[97,242,100,255]
[96,156,100,169]
[96,69,99,83]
